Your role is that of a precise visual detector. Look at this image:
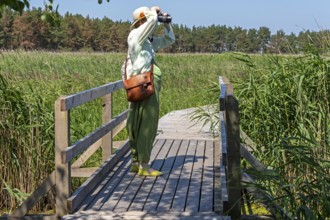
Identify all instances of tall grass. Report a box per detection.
[235,50,330,219]
[196,43,329,218]
[191,34,330,218]
[0,51,242,213]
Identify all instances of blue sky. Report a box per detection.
[29,0,329,34]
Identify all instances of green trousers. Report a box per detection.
[126,65,162,163]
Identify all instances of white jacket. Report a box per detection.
[122,10,175,79]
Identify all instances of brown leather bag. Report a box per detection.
[123,59,155,102]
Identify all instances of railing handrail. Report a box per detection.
[219,76,241,219]
[10,79,128,218]
[60,80,123,111]
[54,79,128,216]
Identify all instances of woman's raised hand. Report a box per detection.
[150,6,161,14]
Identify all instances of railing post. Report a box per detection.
[225,94,241,219]
[55,97,71,217]
[102,93,113,161]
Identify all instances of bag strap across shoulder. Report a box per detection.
[124,56,154,80]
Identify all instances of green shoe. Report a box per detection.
[130,164,139,173]
[138,168,163,177]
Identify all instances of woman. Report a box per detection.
[122,6,175,176]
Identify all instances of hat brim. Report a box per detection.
[130,19,140,30]
[130,16,146,30]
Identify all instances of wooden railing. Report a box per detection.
[10,80,130,218]
[219,76,286,219]
[219,76,241,219]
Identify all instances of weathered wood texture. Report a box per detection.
[60,80,123,111]
[224,95,241,219]
[68,140,130,213]
[102,93,113,162]
[219,76,241,219]
[10,171,56,217]
[62,138,224,218]
[55,97,71,217]
[63,211,230,220]
[62,110,128,163]
[157,107,218,140]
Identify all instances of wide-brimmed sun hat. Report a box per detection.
[131,6,150,29]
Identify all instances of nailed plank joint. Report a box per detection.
[61,110,128,163]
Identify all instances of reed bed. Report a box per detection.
[235,51,330,219]
[2,49,328,218]
[0,51,243,214]
[195,47,329,218]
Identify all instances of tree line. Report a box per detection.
[1,7,329,54]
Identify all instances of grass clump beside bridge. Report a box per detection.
[196,48,329,218]
[234,50,330,219]
[0,48,329,219]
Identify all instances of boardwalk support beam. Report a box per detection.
[219,76,241,219]
[225,95,241,218]
[55,97,71,217]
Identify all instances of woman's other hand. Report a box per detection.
[150,6,161,14]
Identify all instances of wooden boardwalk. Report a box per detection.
[6,77,251,219]
[63,108,228,220]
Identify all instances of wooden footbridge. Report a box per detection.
[5,77,270,220]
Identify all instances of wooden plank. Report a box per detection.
[157,108,216,141]
[82,152,131,211]
[62,110,128,163]
[99,139,164,211]
[112,120,126,138]
[219,84,227,111]
[102,93,113,162]
[171,140,197,212]
[199,140,214,212]
[220,112,227,160]
[71,139,101,168]
[242,172,266,203]
[71,121,126,169]
[220,166,229,212]
[62,211,230,220]
[219,76,233,95]
[219,76,230,85]
[61,80,123,111]
[143,139,180,212]
[225,95,241,219]
[213,140,223,214]
[128,139,170,211]
[67,140,130,213]
[112,139,166,212]
[240,144,265,171]
[157,139,187,212]
[185,140,206,212]
[54,97,71,217]
[11,171,55,217]
[99,162,137,211]
[71,167,99,178]
[240,129,257,151]
[1,215,57,220]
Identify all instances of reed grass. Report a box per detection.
[235,50,330,219]
[193,41,329,217]
[3,49,328,218]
